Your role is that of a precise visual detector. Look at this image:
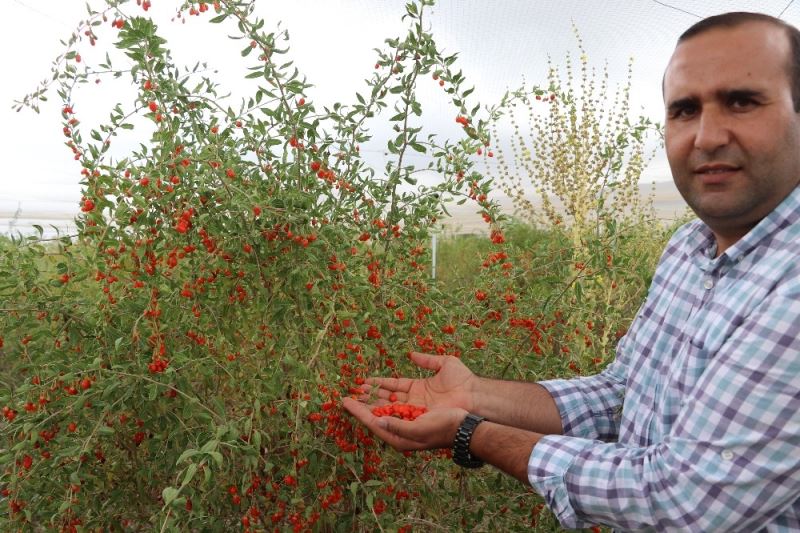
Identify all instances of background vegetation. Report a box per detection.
[1,1,686,531]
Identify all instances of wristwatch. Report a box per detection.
[452,413,485,468]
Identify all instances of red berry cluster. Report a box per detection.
[371,403,427,421]
[175,208,194,234]
[2,405,18,422]
[148,356,169,373]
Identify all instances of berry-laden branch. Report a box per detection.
[0,1,550,531]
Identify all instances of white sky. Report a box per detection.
[2,0,798,235]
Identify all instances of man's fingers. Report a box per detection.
[342,397,384,432]
[408,351,445,372]
[373,414,435,451]
[352,391,392,406]
[360,383,408,403]
[342,398,418,450]
[364,376,412,394]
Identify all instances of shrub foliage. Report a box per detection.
[1,2,673,531]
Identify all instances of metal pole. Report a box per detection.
[431,232,437,280]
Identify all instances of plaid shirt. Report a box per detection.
[529,186,800,532]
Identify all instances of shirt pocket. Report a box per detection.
[658,336,712,431]
[675,335,713,400]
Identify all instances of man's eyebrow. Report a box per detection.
[666,89,766,114]
[666,96,697,114]
[719,88,764,101]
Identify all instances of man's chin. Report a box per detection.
[685,195,748,221]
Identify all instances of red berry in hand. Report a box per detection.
[371,403,427,420]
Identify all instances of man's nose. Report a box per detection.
[693,108,731,152]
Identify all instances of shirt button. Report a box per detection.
[703,277,714,290]
[721,449,734,461]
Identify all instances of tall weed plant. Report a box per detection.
[485,30,674,370]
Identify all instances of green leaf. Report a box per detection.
[208,451,223,466]
[162,486,179,506]
[181,463,198,487]
[176,449,199,466]
[101,380,120,400]
[146,383,158,401]
[201,439,219,453]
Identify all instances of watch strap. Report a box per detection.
[453,413,485,468]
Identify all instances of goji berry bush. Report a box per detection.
[1,1,671,531]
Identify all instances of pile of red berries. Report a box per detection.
[371,403,427,420]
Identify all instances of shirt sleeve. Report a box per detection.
[527,284,800,531]
[538,356,627,441]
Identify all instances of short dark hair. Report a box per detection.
[678,12,800,112]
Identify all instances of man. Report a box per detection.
[343,12,800,531]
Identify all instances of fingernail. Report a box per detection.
[376,418,388,429]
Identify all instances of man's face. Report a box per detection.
[664,21,800,250]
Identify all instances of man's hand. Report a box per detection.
[359,351,477,412]
[342,396,466,451]
[342,350,551,484]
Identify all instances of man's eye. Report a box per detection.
[729,96,757,110]
[670,105,697,119]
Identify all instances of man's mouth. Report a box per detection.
[694,164,741,174]
[693,164,741,183]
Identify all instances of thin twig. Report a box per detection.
[651,0,702,18]
[779,0,795,18]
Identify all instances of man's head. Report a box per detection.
[678,12,800,112]
[664,14,800,255]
